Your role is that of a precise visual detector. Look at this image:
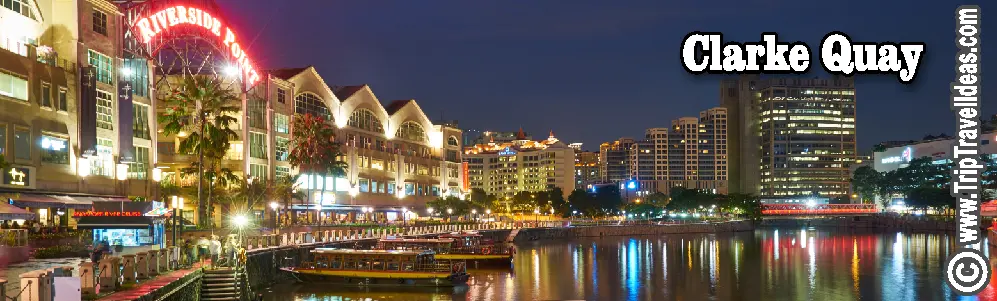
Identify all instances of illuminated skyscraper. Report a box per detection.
[721,75,856,202]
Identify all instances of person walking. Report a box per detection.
[197,236,210,265]
[225,235,238,267]
[209,235,221,268]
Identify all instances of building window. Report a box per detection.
[13,127,29,160]
[2,0,36,20]
[128,146,149,179]
[40,83,50,107]
[276,88,286,104]
[92,138,113,177]
[447,136,458,147]
[275,137,289,161]
[396,121,426,142]
[275,166,290,179]
[274,113,289,134]
[87,50,113,85]
[294,92,331,120]
[249,132,266,159]
[95,89,113,130]
[0,71,28,101]
[0,125,5,155]
[57,88,67,111]
[40,135,68,164]
[122,59,150,97]
[348,109,384,133]
[92,9,107,35]
[250,164,267,181]
[248,97,265,129]
[133,103,150,139]
[360,179,369,193]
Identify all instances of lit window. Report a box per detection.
[0,71,28,101]
[95,89,114,130]
[396,121,426,142]
[275,137,289,161]
[40,135,68,164]
[348,109,384,133]
[92,138,114,177]
[133,103,151,139]
[250,132,266,159]
[87,50,113,85]
[274,113,289,134]
[294,92,331,120]
[128,146,149,179]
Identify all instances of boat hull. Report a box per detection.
[435,254,513,266]
[282,268,469,287]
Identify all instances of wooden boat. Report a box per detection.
[378,231,515,265]
[280,248,470,287]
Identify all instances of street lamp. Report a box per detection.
[269,202,279,230]
[171,196,184,246]
[471,209,477,222]
[446,208,453,222]
[402,207,409,225]
[231,214,249,258]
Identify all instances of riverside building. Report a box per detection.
[721,75,856,202]
[0,0,162,227]
[464,131,575,202]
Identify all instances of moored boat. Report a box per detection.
[280,248,470,287]
[379,231,515,266]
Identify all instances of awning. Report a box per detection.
[0,202,36,220]
[7,194,93,210]
[76,216,157,229]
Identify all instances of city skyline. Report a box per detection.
[222,0,994,151]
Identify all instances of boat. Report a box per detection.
[378,231,515,265]
[280,248,470,287]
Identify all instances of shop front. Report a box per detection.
[74,201,168,254]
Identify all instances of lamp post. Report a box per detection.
[270,202,279,230]
[402,207,409,225]
[231,214,248,266]
[428,207,435,221]
[446,208,453,223]
[471,209,477,222]
[171,196,184,247]
[246,177,255,211]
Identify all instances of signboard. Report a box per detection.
[72,211,143,217]
[497,147,517,156]
[3,167,30,186]
[133,5,260,86]
[881,147,913,164]
[461,162,470,191]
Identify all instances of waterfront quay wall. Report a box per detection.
[512,221,755,243]
[760,215,957,232]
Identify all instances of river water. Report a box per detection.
[263,228,997,301]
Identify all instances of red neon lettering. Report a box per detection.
[137,18,154,43]
[191,8,201,26]
[166,7,178,26]
[71,211,143,217]
[187,7,198,25]
[132,6,260,87]
[176,6,188,25]
[210,17,221,36]
[153,11,168,32]
[223,28,236,47]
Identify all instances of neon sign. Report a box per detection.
[72,211,143,217]
[4,168,28,186]
[497,147,517,156]
[133,5,260,86]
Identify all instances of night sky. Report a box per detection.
[220,0,993,152]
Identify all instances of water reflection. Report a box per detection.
[266,229,990,301]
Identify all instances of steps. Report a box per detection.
[200,268,241,301]
[505,229,520,243]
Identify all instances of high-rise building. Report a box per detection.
[627,108,729,196]
[464,131,574,200]
[574,150,600,188]
[463,129,530,146]
[721,75,856,201]
[598,138,634,183]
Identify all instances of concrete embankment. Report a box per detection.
[760,215,957,232]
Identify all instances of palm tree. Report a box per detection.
[271,174,304,225]
[287,113,348,223]
[159,75,240,228]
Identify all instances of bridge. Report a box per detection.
[761,204,878,216]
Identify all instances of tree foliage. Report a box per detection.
[158,75,240,227]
